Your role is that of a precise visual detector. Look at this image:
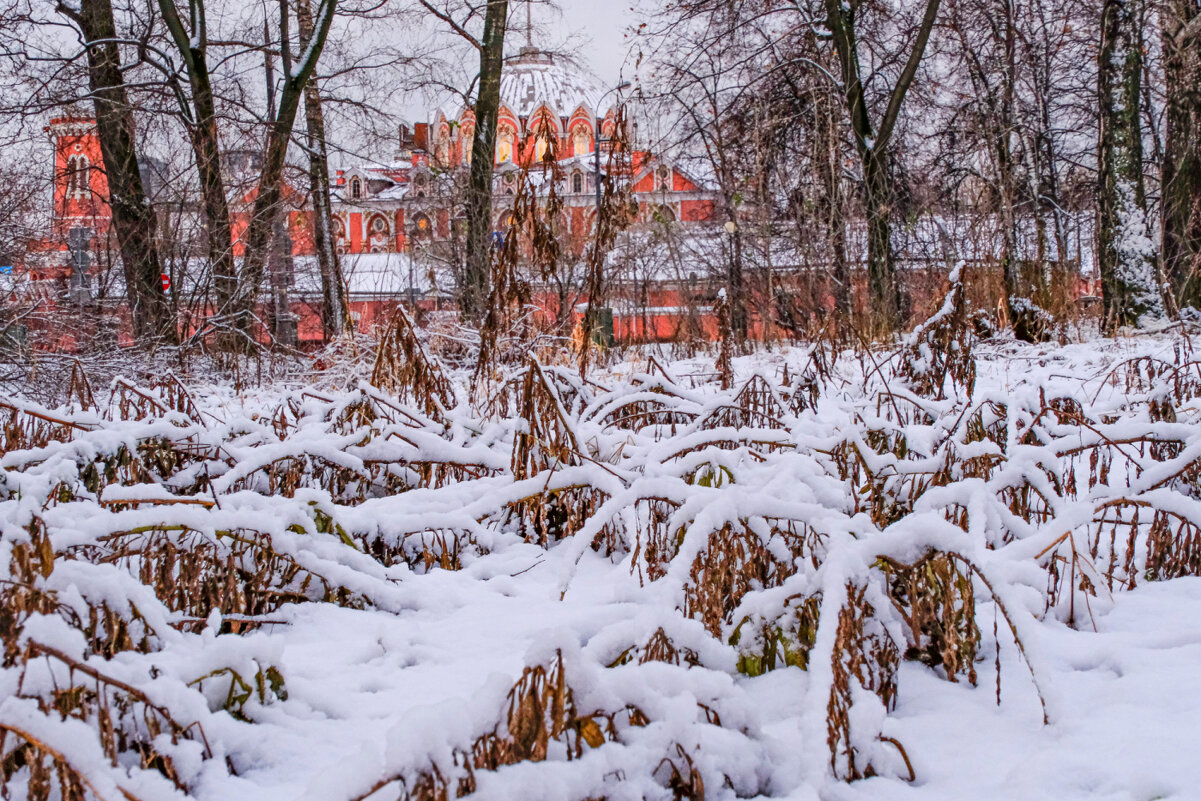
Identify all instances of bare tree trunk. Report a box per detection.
[824,0,941,335]
[297,0,350,340]
[862,148,901,331]
[1161,1,1201,309]
[462,0,509,324]
[1031,35,1070,269]
[191,89,236,336]
[263,16,296,349]
[1097,0,1165,330]
[992,0,1049,342]
[814,87,851,322]
[268,218,297,347]
[62,0,175,345]
[231,0,338,349]
[726,208,747,342]
[995,0,1021,333]
[156,0,237,344]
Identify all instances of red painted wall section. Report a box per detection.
[230,214,248,257]
[349,212,363,253]
[289,210,315,256]
[297,302,324,342]
[632,171,656,193]
[674,172,699,192]
[680,199,715,223]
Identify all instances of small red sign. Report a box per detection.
[161,274,170,291]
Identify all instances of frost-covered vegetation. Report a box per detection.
[4,294,1201,800]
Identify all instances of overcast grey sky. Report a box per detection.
[335,1,649,165]
[545,0,641,86]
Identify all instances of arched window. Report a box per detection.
[66,155,90,200]
[461,124,474,164]
[496,126,516,163]
[529,111,557,164]
[412,213,433,240]
[572,126,592,157]
[370,215,388,235]
[572,173,583,194]
[435,127,451,166]
[350,177,362,199]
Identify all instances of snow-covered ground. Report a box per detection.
[2,325,1200,801]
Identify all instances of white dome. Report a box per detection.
[434,47,613,124]
[498,47,607,120]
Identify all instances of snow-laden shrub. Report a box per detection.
[3,325,1201,799]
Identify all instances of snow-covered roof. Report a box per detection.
[293,252,450,299]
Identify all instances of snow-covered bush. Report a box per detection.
[3,316,1201,799]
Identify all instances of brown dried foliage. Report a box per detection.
[607,627,701,668]
[368,653,639,801]
[701,374,790,430]
[880,553,980,683]
[71,525,361,620]
[681,522,795,637]
[896,268,976,399]
[621,498,685,582]
[371,307,455,421]
[0,518,213,800]
[511,360,582,481]
[826,583,900,782]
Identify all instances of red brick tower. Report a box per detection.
[45,117,111,241]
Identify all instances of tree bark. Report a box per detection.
[861,148,900,331]
[156,0,238,345]
[814,86,850,322]
[65,0,175,345]
[462,0,509,324]
[1161,0,1201,309]
[297,0,351,340]
[988,0,1050,341]
[1097,0,1165,330]
[230,0,338,349]
[727,219,747,341]
[824,0,941,335]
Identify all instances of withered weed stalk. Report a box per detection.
[578,106,635,379]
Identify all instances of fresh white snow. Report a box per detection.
[2,327,1201,801]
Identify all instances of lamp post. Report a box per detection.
[593,81,631,215]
